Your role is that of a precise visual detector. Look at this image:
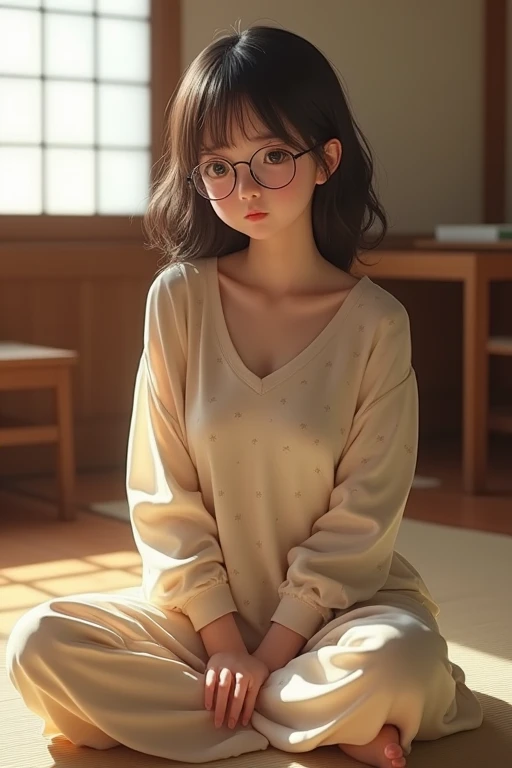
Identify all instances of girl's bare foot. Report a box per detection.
[338,724,406,768]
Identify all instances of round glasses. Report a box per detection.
[187,144,319,201]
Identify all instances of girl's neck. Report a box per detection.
[244,209,328,298]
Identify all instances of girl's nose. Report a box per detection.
[236,164,261,199]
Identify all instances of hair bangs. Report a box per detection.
[195,62,305,157]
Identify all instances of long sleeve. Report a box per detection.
[126,268,237,632]
[271,304,419,640]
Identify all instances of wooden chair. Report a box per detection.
[0,342,79,520]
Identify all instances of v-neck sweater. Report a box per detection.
[126,255,439,643]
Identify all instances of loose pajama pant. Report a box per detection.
[5,588,483,764]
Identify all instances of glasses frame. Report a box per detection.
[187,143,322,201]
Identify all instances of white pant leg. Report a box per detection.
[6,591,269,764]
[251,602,483,755]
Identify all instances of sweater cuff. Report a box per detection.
[183,583,238,632]
[271,595,325,640]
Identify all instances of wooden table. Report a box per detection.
[356,248,512,494]
[0,342,78,520]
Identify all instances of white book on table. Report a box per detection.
[435,224,512,242]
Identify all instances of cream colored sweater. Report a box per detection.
[126,256,438,644]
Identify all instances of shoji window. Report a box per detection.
[0,0,151,217]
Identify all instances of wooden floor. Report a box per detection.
[0,436,510,638]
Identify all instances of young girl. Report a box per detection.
[7,24,482,768]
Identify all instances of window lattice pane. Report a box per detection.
[45,148,95,214]
[0,9,41,76]
[0,147,42,213]
[99,149,150,215]
[99,84,149,147]
[0,78,41,143]
[98,18,150,82]
[0,3,152,216]
[1,1,40,8]
[43,0,95,11]
[97,0,149,18]
[45,80,94,145]
[45,13,94,78]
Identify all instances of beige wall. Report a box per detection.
[181,0,484,233]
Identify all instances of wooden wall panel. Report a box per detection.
[0,244,158,478]
[86,281,147,416]
[484,0,508,222]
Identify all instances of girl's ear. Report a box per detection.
[316,139,342,184]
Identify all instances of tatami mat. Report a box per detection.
[1,518,511,767]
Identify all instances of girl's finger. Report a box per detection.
[227,672,248,728]
[214,668,233,728]
[241,681,259,726]
[204,668,216,710]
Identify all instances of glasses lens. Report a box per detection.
[251,147,295,188]
[193,160,235,200]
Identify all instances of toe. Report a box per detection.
[384,743,403,758]
[391,759,406,768]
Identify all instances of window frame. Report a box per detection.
[0,0,180,242]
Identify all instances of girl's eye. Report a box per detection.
[265,149,289,164]
[204,161,230,178]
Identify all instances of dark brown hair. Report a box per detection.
[144,24,387,274]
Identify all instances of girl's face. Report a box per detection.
[198,113,338,240]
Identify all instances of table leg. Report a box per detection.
[55,367,76,520]
[463,271,490,494]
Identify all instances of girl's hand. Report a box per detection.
[204,651,270,729]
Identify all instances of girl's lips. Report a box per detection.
[245,212,268,220]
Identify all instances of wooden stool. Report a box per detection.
[0,342,79,521]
